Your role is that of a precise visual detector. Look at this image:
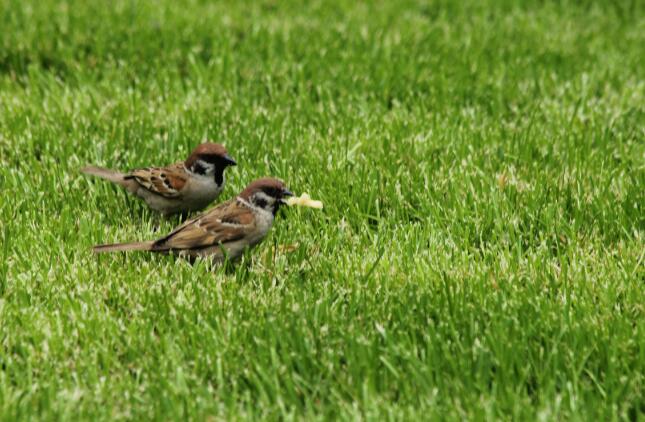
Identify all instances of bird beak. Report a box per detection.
[280,188,294,204]
[223,154,237,166]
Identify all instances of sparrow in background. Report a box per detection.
[81,142,237,215]
[93,178,293,264]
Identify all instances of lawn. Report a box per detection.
[0,0,643,419]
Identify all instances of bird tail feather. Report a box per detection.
[93,241,155,253]
[81,166,127,184]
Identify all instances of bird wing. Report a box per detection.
[152,199,256,251]
[128,162,188,198]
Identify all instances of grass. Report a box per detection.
[0,0,643,419]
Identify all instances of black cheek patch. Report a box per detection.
[255,198,268,209]
[192,162,207,175]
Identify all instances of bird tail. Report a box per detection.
[93,241,155,253]
[81,166,127,184]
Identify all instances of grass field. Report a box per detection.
[1,0,644,419]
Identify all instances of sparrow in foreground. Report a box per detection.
[81,142,237,215]
[93,178,293,263]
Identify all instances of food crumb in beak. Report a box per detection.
[286,193,323,209]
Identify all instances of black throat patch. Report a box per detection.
[214,166,224,186]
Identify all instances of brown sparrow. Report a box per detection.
[81,143,237,215]
[93,178,293,264]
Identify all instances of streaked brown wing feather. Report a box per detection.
[153,199,255,250]
[130,162,187,198]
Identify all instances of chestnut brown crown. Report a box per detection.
[239,177,293,201]
[185,142,236,168]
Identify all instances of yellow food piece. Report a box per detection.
[286,193,323,209]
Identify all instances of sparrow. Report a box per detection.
[93,178,293,264]
[81,142,237,215]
